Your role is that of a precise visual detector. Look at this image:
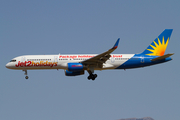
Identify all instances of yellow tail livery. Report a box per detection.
[141,29,173,56]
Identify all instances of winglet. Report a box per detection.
[112,38,120,49]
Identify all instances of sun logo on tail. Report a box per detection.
[146,37,169,56]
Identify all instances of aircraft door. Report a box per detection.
[111,57,115,63]
[54,56,58,63]
[21,57,26,62]
[141,56,144,63]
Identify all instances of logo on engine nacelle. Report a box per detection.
[71,65,82,67]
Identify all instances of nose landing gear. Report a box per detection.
[25,76,29,79]
[23,70,29,79]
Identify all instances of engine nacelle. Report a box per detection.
[68,63,84,71]
[65,70,84,76]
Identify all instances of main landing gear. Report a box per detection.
[87,73,97,80]
[23,70,29,79]
[87,68,97,80]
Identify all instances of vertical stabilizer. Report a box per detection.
[141,29,173,56]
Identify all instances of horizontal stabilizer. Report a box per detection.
[151,53,174,61]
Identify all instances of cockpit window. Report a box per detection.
[10,59,16,62]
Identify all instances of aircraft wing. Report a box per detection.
[81,38,120,68]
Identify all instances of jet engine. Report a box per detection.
[68,63,84,71]
[65,70,84,76]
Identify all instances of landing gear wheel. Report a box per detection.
[87,74,98,80]
[23,70,29,79]
[25,76,29,79]
[94,74,97,78]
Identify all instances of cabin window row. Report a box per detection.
[115,58,139,60]
[59,59,68,60]
[115,58,130,60]
[27,59,51,61]
[73,58,88,60]
[59,58,88,60]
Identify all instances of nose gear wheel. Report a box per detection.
[23,70,29,79]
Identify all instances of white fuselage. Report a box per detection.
[6,54,134,70]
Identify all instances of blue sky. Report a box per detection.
[1,1,180,120]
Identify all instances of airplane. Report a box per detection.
[6,29,174,80]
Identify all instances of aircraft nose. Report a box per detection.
[6,63,11,69]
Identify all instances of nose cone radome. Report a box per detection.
[6,62,11,69]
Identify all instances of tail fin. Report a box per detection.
[141,29,173,56]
